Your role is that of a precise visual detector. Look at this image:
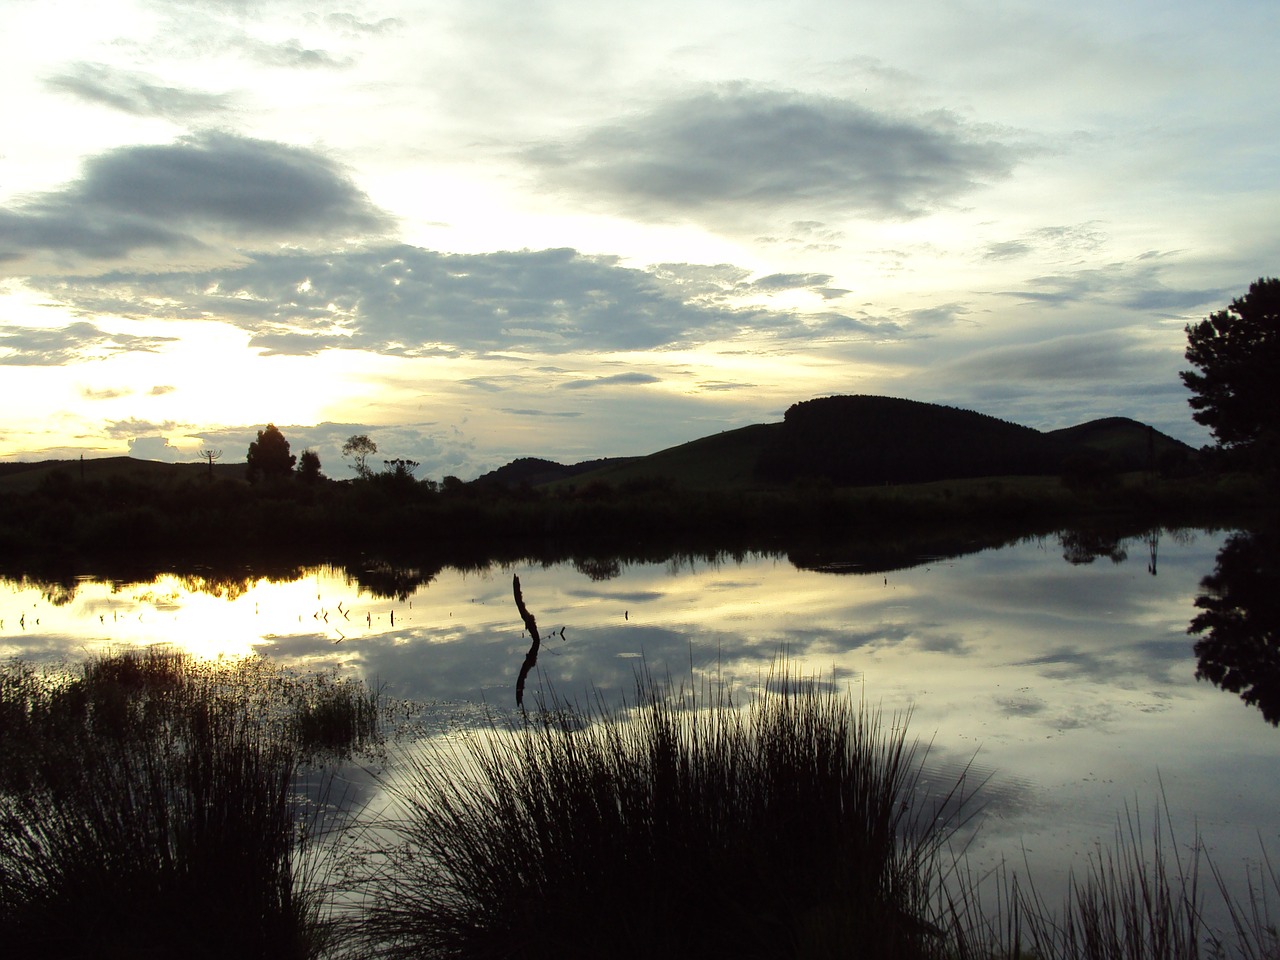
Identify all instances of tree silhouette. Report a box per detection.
[1182,277,1280,474]
[298,449,322,484]
[342,434,377,478]
[197,447,222,481]
[1190,528,1280,725]
[246,424,295,483]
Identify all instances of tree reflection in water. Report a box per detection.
[1190,527,1280,725]
[1059,528,1129,565]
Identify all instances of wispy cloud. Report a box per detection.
[560,372,662,390]
[45,63,234,119]
[0,322,176,365]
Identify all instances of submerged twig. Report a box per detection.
[513,574,541,711]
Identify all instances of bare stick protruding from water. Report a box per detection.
[513,575,541,710]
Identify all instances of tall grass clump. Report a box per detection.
[0,648,380,959]
[360,666,975,960]
[288,672,384,761]
[952,800,1280,960]
[1008,804,1208,960]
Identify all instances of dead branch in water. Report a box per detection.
[513,574,542,710]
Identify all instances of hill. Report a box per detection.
[473,456,639,489]
[1046,417,1192,472]
[757,396,1064,486]
[0,456,247,493]
[497,396,1195,491]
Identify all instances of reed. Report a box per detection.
[288,672,384,760]
[358,665,976,960]
[0,648,380,959]
[947,800,1280,960]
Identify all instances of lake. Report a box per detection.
[3,524,1276,912]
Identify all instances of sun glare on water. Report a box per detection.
[0,567,404,663]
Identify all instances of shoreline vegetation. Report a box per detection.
[0,450,1271,573]
[1,649,1275,959]
[2,394,1274,574]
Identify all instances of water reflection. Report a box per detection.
[1,524,1275,913]
[1191,525,1280,725]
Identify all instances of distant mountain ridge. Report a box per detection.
[482,396,1196,490]
[0,397,1198,495]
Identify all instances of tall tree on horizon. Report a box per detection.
[1182,277,1280,475]
[246,424,295,483]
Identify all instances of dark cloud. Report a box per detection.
[40,244,816,356]
[0,322,176,365]
[149,385,176,396]
[561,372,662,390]
[45,63,233,119]
[525,88,1018,227]
[0,132,390,263]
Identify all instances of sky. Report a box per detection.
[2,0,1277,480]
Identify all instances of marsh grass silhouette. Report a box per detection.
[358,665,978,959]
[0,648,382,959]
[1,651,1277,958]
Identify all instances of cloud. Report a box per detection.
[525,87,1018,228]
[325,13,403,36]
[128,436,185,461]
[149,385,176,396]
[500,408,583,418]
[106,418,179,439]
[984,240,1032,261]
[0,132,390,264]
[188,420,483,482]
[45,63,234,119]
[38,244,823,356]
[0,322,176,365]
[1002,257,1226,313]
[983,224,1107,263]
[934,331,1165,385]
[81,386,131,401]
[748,273,848,299]
[560,372,662,390]
[242,37,352,69]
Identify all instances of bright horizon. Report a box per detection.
[3,0,1276,480]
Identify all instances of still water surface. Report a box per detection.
[3,526,1276,904]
